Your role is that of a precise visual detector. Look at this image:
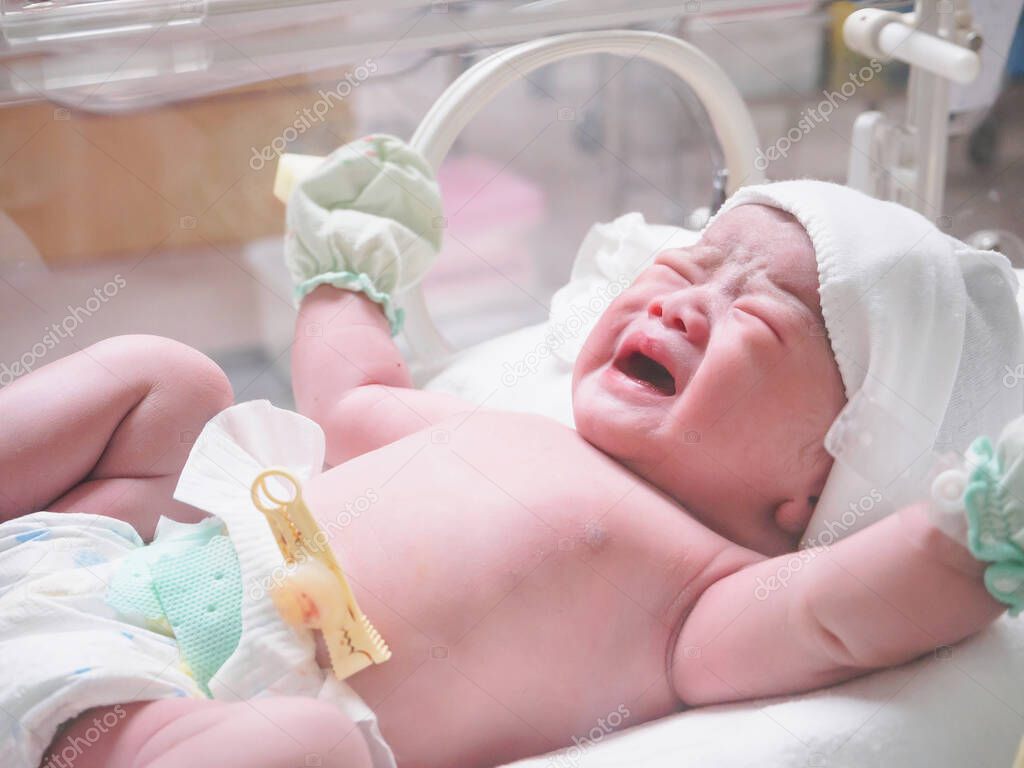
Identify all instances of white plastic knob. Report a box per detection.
[931,468,967,511]
[843,8,903,60]
[843,8,980,84]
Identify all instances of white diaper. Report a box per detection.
[0,400,395,768]
[0,512,203,768]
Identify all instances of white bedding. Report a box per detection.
[505,615,1024,767]
[420,215,1024,767]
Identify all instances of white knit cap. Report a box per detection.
[709,180,1024,544]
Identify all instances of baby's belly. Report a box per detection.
[304,411,732,768]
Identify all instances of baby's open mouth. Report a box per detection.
[614,352,676,396]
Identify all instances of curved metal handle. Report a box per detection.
[401,30,763,365]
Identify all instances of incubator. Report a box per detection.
[2,0,1019,369]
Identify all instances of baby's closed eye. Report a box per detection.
[730,301,782,342]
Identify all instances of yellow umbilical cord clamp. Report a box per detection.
[251,468,391,681]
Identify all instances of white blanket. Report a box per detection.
[505,615,1024,767]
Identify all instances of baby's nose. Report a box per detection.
[649,296,710,347]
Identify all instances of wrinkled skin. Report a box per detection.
[573,204,846,555]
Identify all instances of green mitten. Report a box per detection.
[962,416,1024,615]
[284,134,444,335]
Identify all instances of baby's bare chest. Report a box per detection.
[305,411,735,760]
[308,412,729,633]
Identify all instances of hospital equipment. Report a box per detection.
[0,0,809,110]
[844,0,991,216]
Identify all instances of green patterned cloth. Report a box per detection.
[963,421,1024,616]
[106,517,243,695]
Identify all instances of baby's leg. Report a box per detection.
[0,335,233,538]
[45,698,371,768]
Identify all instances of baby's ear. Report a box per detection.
[773,498,814,536]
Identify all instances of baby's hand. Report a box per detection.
[285,134,443,335]
[929,415,1024,614]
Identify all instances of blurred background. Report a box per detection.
[1,0,1022,405]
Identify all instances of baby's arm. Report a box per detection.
[48,697,371,768]
[292,286,473,466]
[673,503,1003,706]
[285,135,472,465]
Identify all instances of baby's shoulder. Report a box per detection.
[444,409,740,539]
[437,409,636,485]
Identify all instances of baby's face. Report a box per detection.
[572,204,846,555]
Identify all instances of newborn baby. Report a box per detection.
[3,138,1023,768]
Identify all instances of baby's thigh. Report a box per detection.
[45,697,372,768]
[2,335,233,530]
[74,334,235,480]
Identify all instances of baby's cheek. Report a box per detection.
[593,290,648,340]
[593,295,626,330]
[576,307,623,368]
